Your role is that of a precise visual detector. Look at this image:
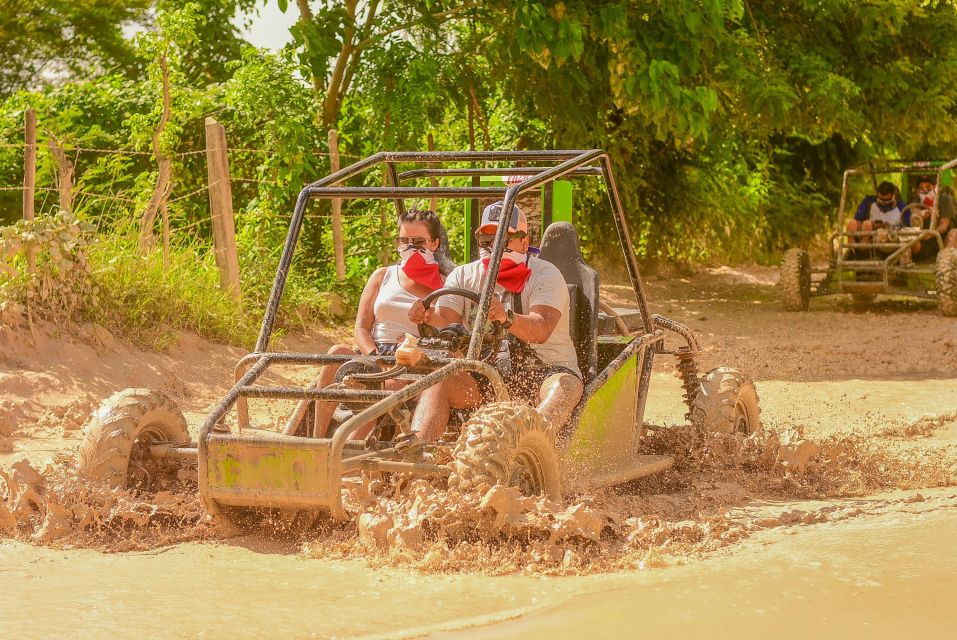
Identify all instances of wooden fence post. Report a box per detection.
[427,133,438,212]
[23,108,36,273]
[328,129,345,281]
[46,133,74,213]
[204,117,241,302]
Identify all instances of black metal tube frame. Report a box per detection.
[254,149,652,355]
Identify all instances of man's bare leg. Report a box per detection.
[537,372,583,434]
[410,371,481,441]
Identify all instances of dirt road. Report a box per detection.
[2,267,956,638]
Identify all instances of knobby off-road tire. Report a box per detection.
[936,248,957,316]
[448,401,561,500]
[691,368,762,436]
[78,388,190,490]
[780,248,811,311]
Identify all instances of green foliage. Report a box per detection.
[3,0,957,350]
[0,0,149,99]
[0,211,257,348]
[0,210,97,321]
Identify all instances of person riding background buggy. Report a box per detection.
[407,201,583,442]
[846,180,908,247]
[905,174,957,260]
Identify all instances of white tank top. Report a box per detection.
[372,265,420,343]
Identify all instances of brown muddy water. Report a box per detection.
[3,492,955,639]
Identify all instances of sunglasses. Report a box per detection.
[397,236,432,248]
[474,231,527,248]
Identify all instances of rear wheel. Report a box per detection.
[78,388,191,490]
[448,402,561,499]
[691,368,762,436]
[780,248,811,311]
[936,248,957,316]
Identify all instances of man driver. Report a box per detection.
[846,181,907,245]
[407,201,583,441]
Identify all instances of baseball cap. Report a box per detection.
[479,201,528,234]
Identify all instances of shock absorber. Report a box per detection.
[674,346,700,419]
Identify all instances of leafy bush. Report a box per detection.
[0,212,256,348]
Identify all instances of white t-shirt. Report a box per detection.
[868,201,903,227]
[436,256,581,378]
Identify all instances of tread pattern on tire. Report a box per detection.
[691,367,762,435]
[780,248,811,312]
[936,248,957,317]
[78,388,190,489]
[448,401,561,499]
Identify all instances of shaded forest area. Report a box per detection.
[2,0,957,343]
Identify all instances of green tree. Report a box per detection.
[0,0,150,99]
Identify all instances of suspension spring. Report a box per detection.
[674,346,700,419]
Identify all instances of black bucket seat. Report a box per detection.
[538,222,599,381]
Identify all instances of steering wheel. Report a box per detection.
[417,287,504,358]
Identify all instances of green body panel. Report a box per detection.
[205,432,333,508]
[463,176,574,262]
[566,351,640,467]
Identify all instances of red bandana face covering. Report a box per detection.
[400,248,443,291]
[482,254,532,293]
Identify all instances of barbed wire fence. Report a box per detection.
[2,109,366,295]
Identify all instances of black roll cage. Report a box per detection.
[254,150,653,360]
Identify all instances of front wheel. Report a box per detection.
[780,248,811,311]
[691,368,762,436]
[936,248,957,316]
[78,388,191,490]
[448,402,561,499]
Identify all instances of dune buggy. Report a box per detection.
[78,150,762,526]
[781,159,957,315]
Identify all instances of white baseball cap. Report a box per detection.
[479,201,528,234]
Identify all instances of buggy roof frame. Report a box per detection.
[838,157,957,225]
[256,150,650,360]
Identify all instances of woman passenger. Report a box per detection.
[307,207,445,436]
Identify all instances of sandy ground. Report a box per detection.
[1,266,956,638]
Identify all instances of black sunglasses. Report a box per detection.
[475,231,527,248]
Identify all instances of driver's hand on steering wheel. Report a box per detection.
[408,299,433,325]
[488,296,508,324]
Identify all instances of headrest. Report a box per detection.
[539,221,583,263]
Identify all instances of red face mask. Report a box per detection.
[399,246,442,291]
[481,253,532,293]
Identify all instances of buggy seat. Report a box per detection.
[538,222,600,381]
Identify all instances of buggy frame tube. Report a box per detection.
[465,150,609,359]
[252,149,654,370]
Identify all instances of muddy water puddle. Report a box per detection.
[3,490,956,639]
[443,497,957,640]
[3,374,957,639]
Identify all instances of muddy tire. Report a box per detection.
[936,248,957,316]
[448,402,561,500]
[780,248,811,311]
[691,368,762,436]
[78,388,191,490]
